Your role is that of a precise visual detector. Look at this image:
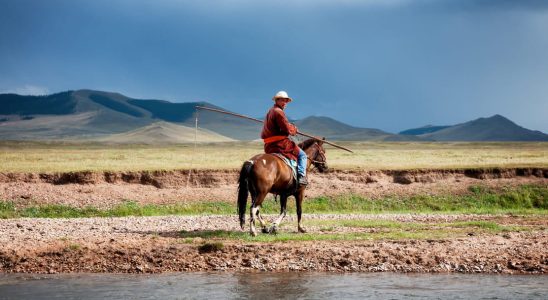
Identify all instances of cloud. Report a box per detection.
[1,85,50,95]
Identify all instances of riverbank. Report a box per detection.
[0,167,546,208]
[0,166,546,274]
[1,213,546,274]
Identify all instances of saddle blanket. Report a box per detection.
[271,153,297,180]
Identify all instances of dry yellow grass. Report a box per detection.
[0,141,546,172]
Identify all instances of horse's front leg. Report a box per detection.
[295,189,307,233]
[256,207,269,233]
[269,195,288,234]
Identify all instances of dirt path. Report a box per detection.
[1,168,546,208]
[1,214,546,274]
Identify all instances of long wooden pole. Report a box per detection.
[195,105,354,153]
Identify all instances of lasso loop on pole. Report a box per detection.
[186,109,199,187]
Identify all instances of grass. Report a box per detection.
[301,219,423,229]
[197,242,225,253]
[67,243,81,251]
[178,229,437,242]
[0,141,546,172]
[0,185,546,219]
[1,184,544,243]
[177,219,533,243]
[301,219,531,233]
[0,201,235,219]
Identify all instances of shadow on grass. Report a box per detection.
[179,229,246,239]
[132,228,322,243]
[127,229,247,240]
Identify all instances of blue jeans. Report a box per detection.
[297,148,307,177]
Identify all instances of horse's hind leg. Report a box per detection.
[295,189,307,233]
[269,195,288,234]
[257,209,269,233]
[250,191,268,236]
[250,204,258,237]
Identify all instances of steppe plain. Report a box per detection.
[0,141,546,274]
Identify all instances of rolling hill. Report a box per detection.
[399,125,451,136]
[0,89,261,141]
[1,90,546,142]
[295,116,426,141]
[98,121,234,144]
[0,90,154,139]
[416,115,548,141]
[0,89,415,141]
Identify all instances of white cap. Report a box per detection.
[272,90,293,102]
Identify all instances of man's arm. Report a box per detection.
[274,108,297,136]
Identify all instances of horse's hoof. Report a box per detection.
[261,227,269,234]
[298,227,307,233]
[250,230,258,237]
[269,226,278,234]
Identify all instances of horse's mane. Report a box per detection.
[298,138,318,150]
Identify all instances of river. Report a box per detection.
[1,272,546,299]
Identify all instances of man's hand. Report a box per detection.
[289,124,298,136]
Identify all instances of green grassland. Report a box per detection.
[1,185,545,219]
[179,219,535,243]
[2,185,546,242]
[0,141,546,172]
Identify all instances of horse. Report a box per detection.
[237,138,329,236]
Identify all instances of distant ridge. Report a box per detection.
[295,116,425,141]
[399,125,451,136]
[418,115,548,141]
[1,90,547,142]
[0,89,264,140]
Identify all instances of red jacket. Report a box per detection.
[261,104,299,160]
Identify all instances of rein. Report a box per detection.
[306,143,327,169]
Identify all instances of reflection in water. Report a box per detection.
[233,272,310,299]
[0,272,547,299]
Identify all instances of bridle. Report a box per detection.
[307,143,327,170]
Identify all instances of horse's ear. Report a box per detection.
[317,137,325,146]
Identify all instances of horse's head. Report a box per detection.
[300,138,329,173]
[311,140,329,172]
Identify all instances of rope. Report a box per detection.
[194,109,198,149]
[186,109,199,187]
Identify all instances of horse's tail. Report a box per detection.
[237,160,254,229]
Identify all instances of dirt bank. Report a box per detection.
[0,168,546,208]
[0,214,546,274]
[1,168,546,274]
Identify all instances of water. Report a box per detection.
[0,272,546,299]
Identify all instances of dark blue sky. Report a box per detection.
[1,0,547,133]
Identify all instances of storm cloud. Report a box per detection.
[1,0,547,132]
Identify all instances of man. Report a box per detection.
[261,91,308,186]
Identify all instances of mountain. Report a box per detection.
[1,90,546,142]
[0,89,264,141]
[295,116,426,141]
[0,90,154,139]
[0,91,76,115]
[0,89,253,140]
[418,115,548,141]
[0,89,415,141]
[399,125,451,136]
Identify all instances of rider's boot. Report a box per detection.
[297,148,308,187]
[298,174,308,186]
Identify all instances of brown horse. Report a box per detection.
[237,138,328,236]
